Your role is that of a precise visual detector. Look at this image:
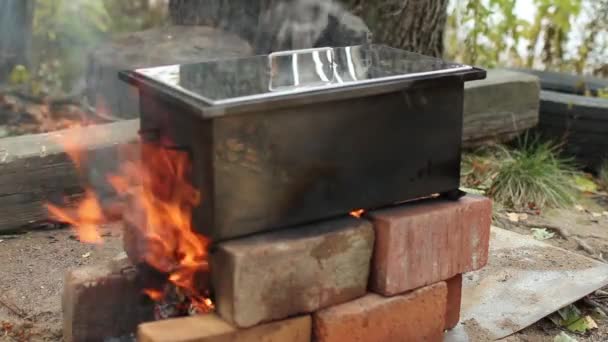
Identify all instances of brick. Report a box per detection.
[211,217,374,328]
[138,314,311,342]
[445,274,463,330]
[63,256,153,342]
[369,195,491,296]
[314,282,447,342]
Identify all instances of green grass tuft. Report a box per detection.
[462,135,580,209]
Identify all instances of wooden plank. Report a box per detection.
[463,69,540,148]
[0,119,139,232]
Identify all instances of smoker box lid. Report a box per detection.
[123,44,484,111]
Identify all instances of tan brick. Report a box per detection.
[138,314,311,342]
[63,256,153,342]
[445,274,463,330]
[369,195,491,296]
[211,217,374,328]
[314,282,447,342]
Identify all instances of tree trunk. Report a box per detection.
[0,0,34,82]
[168,0,447,56]
[342,0,449,57]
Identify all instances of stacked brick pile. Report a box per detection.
[140,195,491,342]
[64,195,491,342]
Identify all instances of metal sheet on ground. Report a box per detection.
[453,227,608,341]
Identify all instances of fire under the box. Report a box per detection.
[49,45,487,341]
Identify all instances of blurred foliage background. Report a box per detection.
[445,0,608,76]
[10,0,168,96]
[1,0,607,97]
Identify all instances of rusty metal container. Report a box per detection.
[122,45,486,241]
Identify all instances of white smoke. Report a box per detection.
[255,0,371,53]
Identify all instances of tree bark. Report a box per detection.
[0,0,34,82]
[342,0,449,57]
[168,0,448,56]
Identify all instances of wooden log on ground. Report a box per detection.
[0,119,139,233]
[86,25,253,119]
[463,69,540,148]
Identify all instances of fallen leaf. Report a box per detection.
[591,307,607,318]
[591,212,602,218]
[531,228,555,241]
[575,205,585,212]
[519,213,529,221]
[82,252,91,258]
[603,211,608,217]
[507,212,520,222]
[566,316,597,333]
[573,175,598,193]
[554,332,578,342]
[558,305,582,326]
[585,315,599,329]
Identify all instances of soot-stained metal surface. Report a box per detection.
[122,45,485,241]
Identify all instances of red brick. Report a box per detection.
[445,274,463,330]
[138,314,311,342]
[369,195,491,296]
[314,282,447,342]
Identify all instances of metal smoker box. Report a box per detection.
[122,45,486,241]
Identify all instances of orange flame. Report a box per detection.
[350,209,365,219]
[143,289,164,301]
[46,190,104,244]
[45,125,213,313]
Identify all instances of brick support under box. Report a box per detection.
[313,282,448,342]
[138,314,311,342]
[369,195,491,296]
[62,254,153,342]
[446,274,463,330]
[211,216,374,328]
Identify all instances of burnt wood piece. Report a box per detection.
[0,120,139,233]
[86,26,252,119]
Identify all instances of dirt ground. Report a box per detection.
[0,224,123,341]
[0,195,607,341]
[495,193,608,342]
